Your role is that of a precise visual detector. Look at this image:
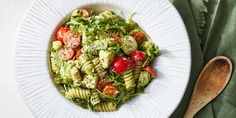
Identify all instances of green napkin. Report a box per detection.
[170,0,236,117]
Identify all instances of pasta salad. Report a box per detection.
[50,8,160,112]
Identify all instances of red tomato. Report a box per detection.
[103,83,117,96]
[97,79,108,91]
[56,27,69,43]
[132,31,147,44]
[130,50,146,61]
[128,58,136,69]
[143,66,157,78]
[111,56,129,74]
[59,47,74,60]
[63,30,81,49]
[113,34,121,44]
[80,9,89,17]
[75,49,82,60]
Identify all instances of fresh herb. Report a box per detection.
[74,99,89,109]
[50,8,160,112]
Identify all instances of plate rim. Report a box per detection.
[14,0,192,117]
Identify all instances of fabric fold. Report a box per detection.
[171,0,236,117]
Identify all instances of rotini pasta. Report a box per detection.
[90,91,101,105]
[92,57,104,74]
[81,60,94,75]
[99,50,115,69]
[78,54,93,64]
[82,45,99,55]
[82,74,98,89]
[134,61,143,81]
[121,36,138,55]
[94,101,117,112]
[50,8,159,112]
[82,38,116,56]
[78,54,94,75]
[50,51,62,74]
[137,71,151,88]
[70,66,82,86]
[123,69,136,90]
[59,60,82,86]
[65,88,91,100]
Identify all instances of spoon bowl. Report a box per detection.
[184,56,233,118]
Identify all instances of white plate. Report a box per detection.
[15,0,191,117]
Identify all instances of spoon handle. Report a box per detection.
[184,94,206,118]
[184,106,195,118]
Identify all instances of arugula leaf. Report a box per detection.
[74,99,89,109]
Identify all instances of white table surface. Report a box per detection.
[0,0,34,118]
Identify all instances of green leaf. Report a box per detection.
[74,99,89,109]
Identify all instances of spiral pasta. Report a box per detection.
[68,60,82,82]
[70,66,82,86]
[90,92,101,105]
[123,69,136,90]
[82,39,116,55]
[107,31,119,38]
[121,36,138,55]
[78,54,93,64]
[134,61,143,81]
[65,88,91,100]
[137,71,151,88]
[79,54,94,75]
[94,101,117,112]
[50,51,62,74]
[99,50,115,69]
[59,60,82,85]
[81,60,94,75]
[73,60,82,69]
[92,57,104,74]
[82,40,107,55]
[82,45,99,55]
[50,8,160,112]
[82,74,99,89]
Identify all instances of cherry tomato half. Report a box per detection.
[130,50,146,61]
[56,27,69,43]
[132,31,147,44]
[103,83,117,96]
[97,79,108,91]
[59,47,74,60]
[143,66,157,78]
[111,56,129,74]
[63,30,81,49]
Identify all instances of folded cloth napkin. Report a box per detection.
[170,0,236,117]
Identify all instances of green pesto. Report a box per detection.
[50,8,160,112]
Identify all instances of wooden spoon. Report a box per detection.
[184,56,233,118]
